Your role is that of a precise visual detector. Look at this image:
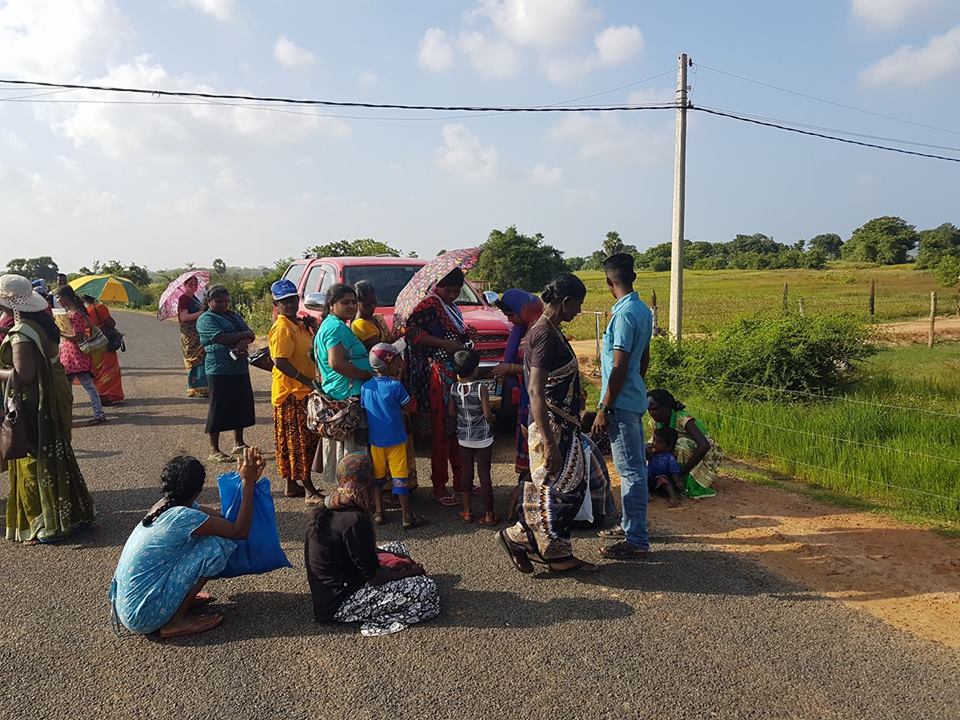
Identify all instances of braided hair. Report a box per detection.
[142,455,206,526]
[647,388,685,412]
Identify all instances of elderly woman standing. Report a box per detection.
[268,280,322,505]
[53,285,107,425]
[404,268,472,506]
[0,274,96,544]
[314,284,372,486]
[178,276,208,399]
[197,285,256,463]
[497,274,597,574]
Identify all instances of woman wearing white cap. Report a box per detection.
[0,274,96,543]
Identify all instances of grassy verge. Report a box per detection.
[568,264,959,340]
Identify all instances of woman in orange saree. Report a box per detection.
[83,295,125,405]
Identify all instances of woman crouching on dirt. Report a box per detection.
[647,389,722,499]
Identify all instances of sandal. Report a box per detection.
[599,541,649,560]
[479,512,500,527]
[86,415,107,426]
[207,451,233,463]
[373,512,387,526]
[435,494,460,508]
[496,529,534,574]
[597,525,625,539]
[230,445,248,456]
[458,511,474,524]
[190,592,216,608]
[304,494,325,507]
[158,612,223,639]
[402,513,427,530]
[548,557,601,573]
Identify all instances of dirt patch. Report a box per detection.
[878,316,960,344]
[604,462,960,649]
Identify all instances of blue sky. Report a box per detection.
[1,0,959,272]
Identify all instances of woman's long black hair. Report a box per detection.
[541,273,587,306]
[17,310,60,343]
[322,283,356,319]
[142,456,206,526]
[648,388,685,411]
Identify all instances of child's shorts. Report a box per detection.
[370,443,410,495]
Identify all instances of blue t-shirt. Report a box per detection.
[315,315,372,400]
[648,451,682,479]
[360,375,410,448]
[600,292,652,414]
[197,310,251,376]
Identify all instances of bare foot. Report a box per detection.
[158,612,223,638]
[284,480,306,498]
[190,592,216,608]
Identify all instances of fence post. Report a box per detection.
[869,279,875,317]
[929,290,937,348]
[651,289,659,334]
[798,297,805,317]
[782,283,788,313]
[595,312,601,359]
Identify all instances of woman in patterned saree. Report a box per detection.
[497,274,598,574]
[404,267,472,506]
[0,274,96,544]
[178,276,208,399]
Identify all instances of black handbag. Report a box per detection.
[0,369,28,463]
[94,306,125,352]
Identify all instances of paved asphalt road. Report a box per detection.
[1,311,957,720]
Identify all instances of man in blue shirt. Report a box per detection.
[591,253,653,559]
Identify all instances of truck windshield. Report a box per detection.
[342,265,481,307]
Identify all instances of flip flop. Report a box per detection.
[158,612,223,639]
[230,445,249,456]
[373,512,387,526]
[435,494,460,508]
[207,452,233,463]
[548,558,601,573]
[597,526,625,539]
[402,514,427,530]
[190,592,216,608]
[458,511,474,524]
[304,495,325,507]
[479,512,500,527]
[496,529,534,574]
[599,541,649,560]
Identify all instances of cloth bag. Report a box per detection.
[79,325,109,356]
[215,472,291,578]
[0,368,28,463]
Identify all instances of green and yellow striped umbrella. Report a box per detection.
[68,274,145,305]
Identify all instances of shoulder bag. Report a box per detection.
[94,305,125,353]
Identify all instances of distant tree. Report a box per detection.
[934,256,960,286]
[565,256,586,272]
[842,216,918,265]
[916,223,960,269]
[78,265,93,276]
[124,263,151,286]
[212,258,227,277]
[5,256,59,282]
[603,231,624,257]
[252,257,294,298]
[97,259,125,276]
[808,233,843,259]
[436,248,447,256]
[634,242,673,271]
[406,250,419,258]
[582,250,608,270]
[474,226,568,292]
[803,248,828,270]
[306,238,400,257]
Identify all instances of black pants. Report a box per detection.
[459,444,493,500]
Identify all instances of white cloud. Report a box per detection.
[358,70,380,85]
[540,54,595,83]
[850,0,947,29]
[175,0,234,22]
[435,123,498,182]
[470,0,600,49]
[1,129,27,152]
[50,56,350,161]
[627,87,674,105]
[418,28,454,72]
[458,31,519,77]
[527,163,563,187]
[548,113,669,162]
[594,25,643,66]
[273,35,316,68]
[860,24,960,86]
[0,0,129,78]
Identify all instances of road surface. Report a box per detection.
[0,311,957,720]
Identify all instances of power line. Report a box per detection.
[696,62,960,137]
[691,105,960,163]
[0,77,676,113]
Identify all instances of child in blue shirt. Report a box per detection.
[647,427,682,507]
[360,343,426,530]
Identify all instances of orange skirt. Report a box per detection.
[92,351,124,404]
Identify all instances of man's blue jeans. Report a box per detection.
[608,409,649,551]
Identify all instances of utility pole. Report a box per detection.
[669,53,690,340]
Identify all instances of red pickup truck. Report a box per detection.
[280,255,512,362]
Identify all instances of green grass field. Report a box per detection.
[568,264,959,340]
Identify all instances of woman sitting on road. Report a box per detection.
[0,274,97,544]
[491,289,544,520]
[82,294,124,405]
[197,285,256,463]
[53,285,107,425]
[647,388,721,499]
[314,284,372,486]
[267,279,322,505]
[110,448,266,638]
[497,274,598,574]
[305,453,439,636]
[178,275,208,399]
